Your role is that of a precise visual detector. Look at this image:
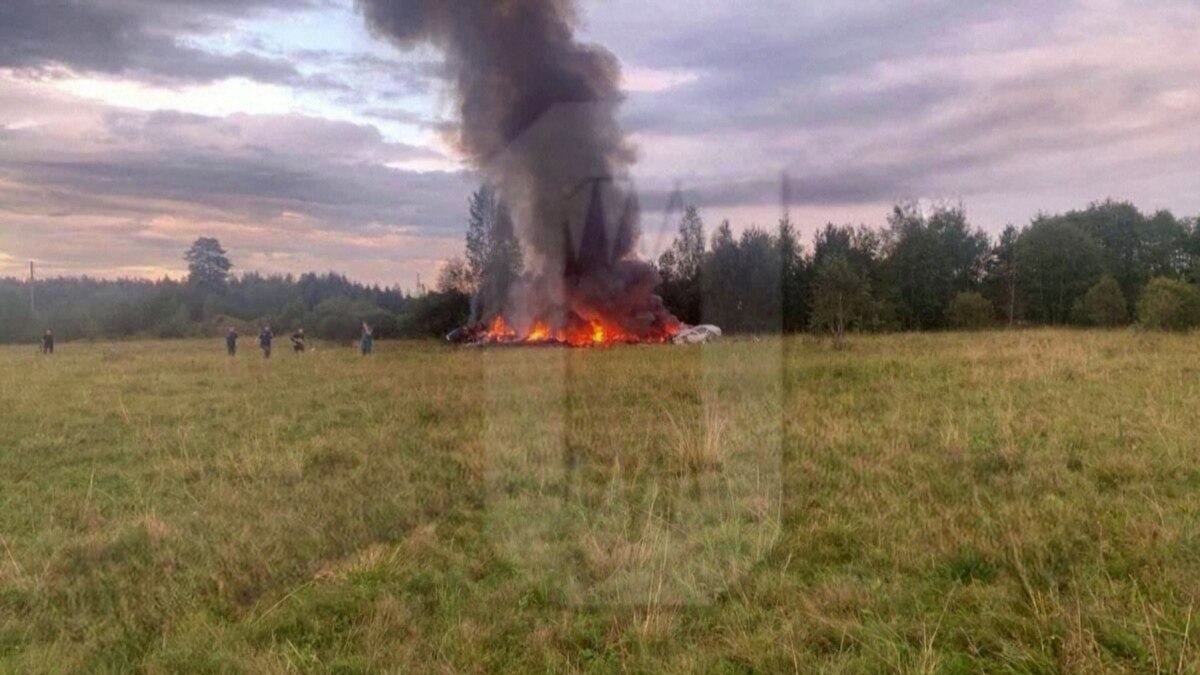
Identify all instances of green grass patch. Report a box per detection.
[1,331,1199,672]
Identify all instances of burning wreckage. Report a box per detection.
[448,304,723,348]
[437,186,725,346]
[359,0,721,348]
[448,319,722,347]
[444,180,722,348]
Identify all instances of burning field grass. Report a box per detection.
[2,331,1200,672]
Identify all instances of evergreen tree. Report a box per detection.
[465,185,497,289]
[777,216,809,333]
[674,206,707,282]
[657,205,706,325]
[882,203,989,330]
[702,220,739,328]
[812,223,884,328]
[184,238,232,291]
[464,185,523,320]
[735,227,782,333]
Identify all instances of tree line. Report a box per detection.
[651,199,1200,344]
[0,238,465,344]
[4,193,1198,345]
[433,187,1200,344]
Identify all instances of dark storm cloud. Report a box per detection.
[7,156,469,231]
[0,0,321,84]
[0,103,471,233]
[16,154,459,222]
[0,86,475,282]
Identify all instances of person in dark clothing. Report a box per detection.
[360,322,374,356]
[259,326,273,359]
[41,329,54,355]
[226,327,239,356]
[291,328,306,353]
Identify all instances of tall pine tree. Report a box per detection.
[464,185,524,321]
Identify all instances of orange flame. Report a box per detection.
[489,316,516,338]
[528,321,551,342]
[480,315,676,347]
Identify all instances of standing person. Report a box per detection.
[226,327,239,356]
[291,328,306,354]
[360,322,374,356]
[41,329,54,355]
[259,325,273,359]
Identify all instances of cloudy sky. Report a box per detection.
[2,0,1198,287]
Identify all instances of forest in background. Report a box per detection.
[646,198,1200,341]
[3,189,1199,344]
[443,190,1200,342]
[0,236,468,344]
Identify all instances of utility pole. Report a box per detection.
[29,260,36,315]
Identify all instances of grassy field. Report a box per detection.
[2,331,1200,673]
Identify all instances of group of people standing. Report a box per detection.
[224,323,374,358]
[36,324,375,357]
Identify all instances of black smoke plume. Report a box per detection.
[358,0,679,339]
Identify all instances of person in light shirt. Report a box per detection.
[360,322,374,356]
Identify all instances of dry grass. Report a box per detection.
[0,330,1199,673]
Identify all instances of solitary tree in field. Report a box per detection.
[811,256,871,349]
[185,238,232,291]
